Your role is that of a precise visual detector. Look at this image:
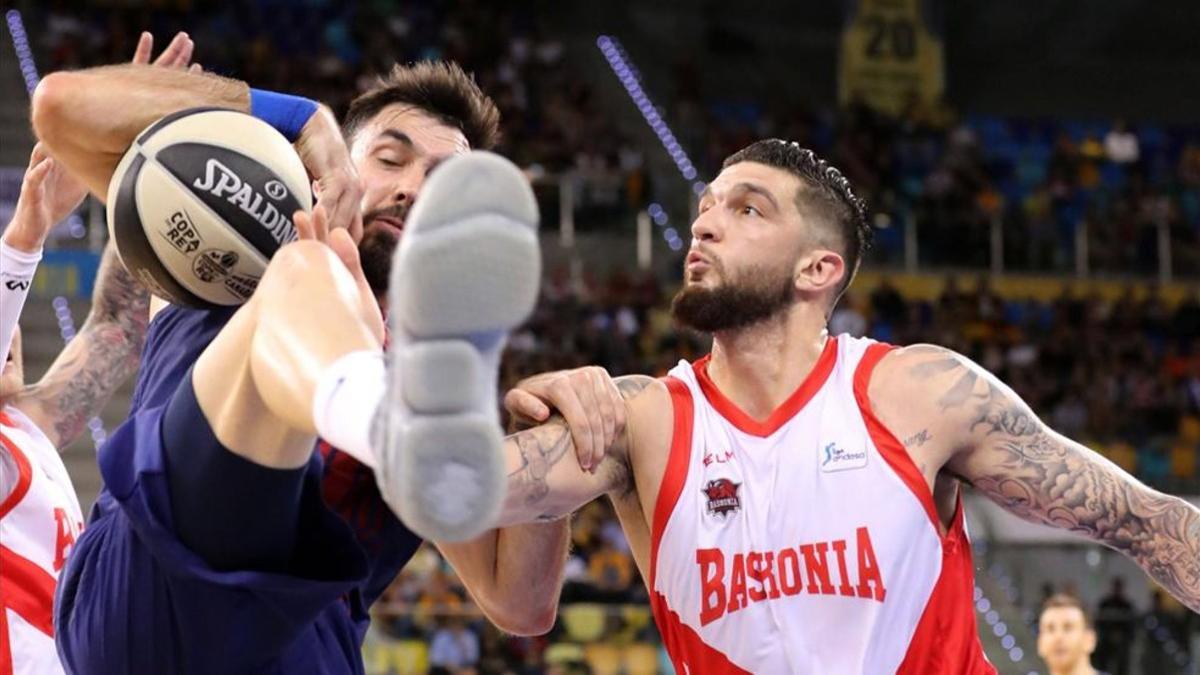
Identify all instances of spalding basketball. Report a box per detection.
[106,107,312,307]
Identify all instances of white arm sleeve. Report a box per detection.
[0,239,42,365]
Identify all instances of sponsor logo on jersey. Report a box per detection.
[192,158,296,246]
[695,526,887,626]
[820,441,868,472]
[702,478,741,518]
[703,448,734,467]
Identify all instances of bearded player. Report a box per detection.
[493,140,1200,673]
[32,36,624,672]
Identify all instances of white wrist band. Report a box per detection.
[0,238,43,366]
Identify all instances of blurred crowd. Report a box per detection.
[32,0,648,221]
[31,2,1200,278]
[672,74,1200,278]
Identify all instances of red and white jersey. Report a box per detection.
[649,335,995,674]
[0,406,83,675]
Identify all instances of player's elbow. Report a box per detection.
[492,608,558,637]
[31,72,79,144]
[479,594,559,636]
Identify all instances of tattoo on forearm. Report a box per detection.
[909,349,1200,612]
[24,245,149,447]
[505,374,655,518]
[511,421,572,508]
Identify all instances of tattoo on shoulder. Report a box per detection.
[615,375,655,399]
[908,347,1200,611]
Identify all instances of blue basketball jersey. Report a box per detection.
[56,304,423,673]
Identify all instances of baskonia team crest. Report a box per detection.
[702,479,741,518]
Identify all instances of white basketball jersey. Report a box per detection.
[649,335,994,674]
[0,406,83,675]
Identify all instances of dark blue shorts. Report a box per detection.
[54,384,371,673]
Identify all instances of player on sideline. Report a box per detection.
[1037,594,1109,675]
[0,34,196,675]
[486,140,1200,673]
[33,44,624,673]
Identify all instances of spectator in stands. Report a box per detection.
[415,568,467,633]
[429,616,481,674]
[1104,120,1140,166]
[1139,589,1193,675]
[829,293,868,337]
[869,277,908,330]
[1037,594,1107,675]
[587,540,636,599]
[1094,578,1136,675]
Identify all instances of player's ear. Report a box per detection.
[793,248,845,296]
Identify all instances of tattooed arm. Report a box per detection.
[496,375,664,527]
[13,241,149,449]
[435,373,663,634]
[879,345,1200,613]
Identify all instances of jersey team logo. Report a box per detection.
[702,478,741,518]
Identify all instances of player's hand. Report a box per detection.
[3,144,88,253]
[132,31,202,72]
[3,30,207,254]
[294,204,384,343]
[294,107,364,243]
[504,367,627,473]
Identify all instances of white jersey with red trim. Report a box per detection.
[0,406,83,675]
[648,334,995,675]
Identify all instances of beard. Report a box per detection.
[358,203,410,294]
[671,260,795,333]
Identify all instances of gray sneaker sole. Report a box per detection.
[378,151,540,542]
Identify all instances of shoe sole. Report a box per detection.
[379,151,540,542]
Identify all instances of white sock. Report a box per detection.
[311,350,387,469]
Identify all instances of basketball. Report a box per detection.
[105,107,312,307]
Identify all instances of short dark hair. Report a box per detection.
[1041,594,1093,629]
[343,61,501,150]
[722,139,871,298]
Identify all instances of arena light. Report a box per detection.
[7,9,107,448]
[974,575,1034,667]
[5,10,38,93]
[1145,613,1194,671]
[597,34,703,254]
